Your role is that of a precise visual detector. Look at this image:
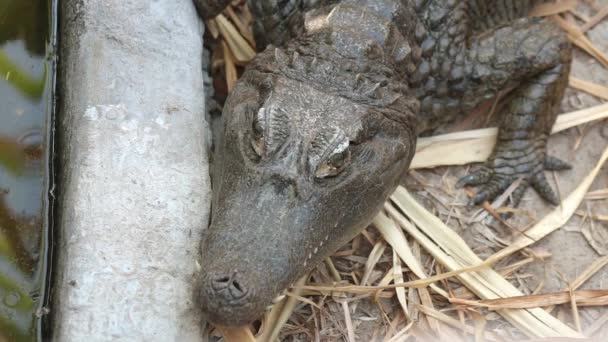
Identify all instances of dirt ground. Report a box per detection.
[203,1,608,340]
[407,2,608,338]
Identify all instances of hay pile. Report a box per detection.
[203,1,608,340]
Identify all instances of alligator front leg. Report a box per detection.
[248,0,307,48]
[468,0,550,31]
[248,0,338,48]
[193,0,232,19]
[457,18,572,207]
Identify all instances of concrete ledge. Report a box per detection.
[53,0,209,339]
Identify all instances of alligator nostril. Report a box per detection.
[232,280,242,292]
[212,276,232,290]
[210,273,249,300]
[230,280,246,298]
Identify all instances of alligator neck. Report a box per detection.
[249,2,421,116]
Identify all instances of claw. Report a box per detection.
[469,176,512,206]
[457,167,493,188]
[510,182,529,208]
[459,151,567,209]
[544,155,571,171]
[530,172,559,205]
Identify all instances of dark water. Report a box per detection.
[0,0,56,340]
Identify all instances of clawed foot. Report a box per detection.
[457,153,571,208]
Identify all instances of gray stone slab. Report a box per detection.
[52,0,209,340]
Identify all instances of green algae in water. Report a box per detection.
[0,0,56,340]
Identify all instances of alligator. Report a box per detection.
[194,0,572,326]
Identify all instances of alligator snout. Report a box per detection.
[199,269,260,326]
[198,173,312,326]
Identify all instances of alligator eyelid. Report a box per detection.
[310,128,351,178]
[251,105,291,160]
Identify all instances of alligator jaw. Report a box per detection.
[199,158,411,326]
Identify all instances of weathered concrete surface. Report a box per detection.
[52,0,209,340]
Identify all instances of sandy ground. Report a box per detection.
[409,2,608,337]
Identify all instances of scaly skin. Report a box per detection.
[192,0,232,19]
[194,0,572,326]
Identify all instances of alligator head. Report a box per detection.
[199,48,418,326]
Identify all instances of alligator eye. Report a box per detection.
[315,145,351,178]
[250,106,290,158]
[251,113,266,156]
[310,128,352,179]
